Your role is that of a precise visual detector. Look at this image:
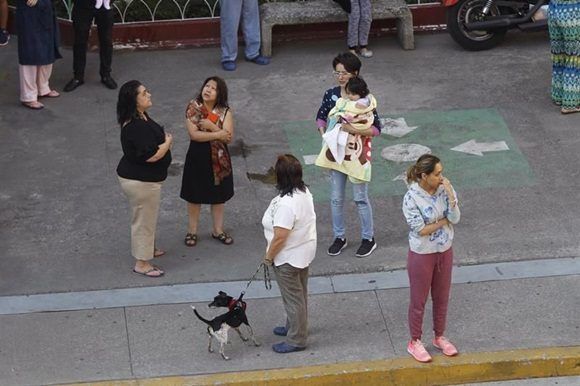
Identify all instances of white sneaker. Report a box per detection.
[359,48,373,58]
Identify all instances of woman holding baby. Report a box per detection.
[315,52,381,258]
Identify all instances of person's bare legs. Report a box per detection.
[187,202,201,234]
[211,203,225,235]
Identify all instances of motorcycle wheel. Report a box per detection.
[447,0,507,51]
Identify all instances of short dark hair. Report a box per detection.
[345,77,369,98]
[332,52,361,75]
[275,154,307,197]
[195,76,229,109]
[117,80,142,126]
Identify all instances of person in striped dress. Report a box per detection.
[549,0,580,114]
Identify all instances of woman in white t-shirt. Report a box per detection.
[262,154,317,354]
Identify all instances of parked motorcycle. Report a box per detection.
[442,0,549,50]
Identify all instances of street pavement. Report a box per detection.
[1,29,579,385]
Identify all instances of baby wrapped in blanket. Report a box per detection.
[315,77,378,182]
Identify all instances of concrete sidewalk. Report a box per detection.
[1,27,580,385]
[1,272,579,385]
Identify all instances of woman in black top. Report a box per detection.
[180,77,234,247]
[116,80,173,277]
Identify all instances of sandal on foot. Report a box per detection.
[39,90,60,98]
[154,248,165,258]
[21,101,44,110]
[212,232,234,245]
[184,233,197,247]
[133,266,164,278]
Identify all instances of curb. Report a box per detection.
[64,346,580,386]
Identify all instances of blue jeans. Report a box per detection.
[330,169,374,240]
[219,0,261,62]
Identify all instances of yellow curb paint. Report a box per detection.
[63,346,580,386]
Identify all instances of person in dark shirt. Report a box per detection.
[116,80,172,277]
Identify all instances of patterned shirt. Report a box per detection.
[402,182,460,254]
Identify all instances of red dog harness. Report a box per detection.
[227,298,247,312]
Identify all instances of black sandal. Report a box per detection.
[212,232,234,245]
[184,233,197,247]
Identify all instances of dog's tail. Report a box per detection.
[190,305,212,325]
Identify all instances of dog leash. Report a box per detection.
[241,263,272,296]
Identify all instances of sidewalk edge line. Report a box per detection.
[61,345,580,386]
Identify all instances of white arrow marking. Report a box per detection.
[380,118,418,138]
[392,172,410,187]
[303,154,318,165]
[392,172,407,182]
[451,140,509,156]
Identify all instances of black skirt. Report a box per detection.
[180,140,234,204]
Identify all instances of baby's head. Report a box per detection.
[345,77,369,101]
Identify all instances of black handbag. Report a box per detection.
[333,0,351,13]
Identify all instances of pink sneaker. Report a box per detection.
[433,336,458,356]
[407,340,432,363]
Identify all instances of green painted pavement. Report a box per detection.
[282,108,535,202]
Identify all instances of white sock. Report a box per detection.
[103,0,110,9]
[95,0,103,9]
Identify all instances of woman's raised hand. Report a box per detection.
[441,177,456,204]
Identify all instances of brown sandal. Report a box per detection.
[184,233,197,247]
[212,232,234,245]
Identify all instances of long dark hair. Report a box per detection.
[406,154,441,183]
[195,76,229,109]
[117,80,143,127]
[275,154,307,197]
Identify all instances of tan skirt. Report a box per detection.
[118,176,163,261]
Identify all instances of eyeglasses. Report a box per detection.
[333,71,352,77]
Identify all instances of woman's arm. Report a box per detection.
[221,109,234,145]
[264,226,291,265]
[442,179,461,224]
[403,194,450,236]
[146,133,172,163]
[418,218,449,236]
[316,89,333,135]
[186,118,230,143]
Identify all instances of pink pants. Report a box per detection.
[407,248,453,341]
[19,64,53,102]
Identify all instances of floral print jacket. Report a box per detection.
[402,182,460,254]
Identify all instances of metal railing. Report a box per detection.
[55,0,221,22]
[53,0,438,23]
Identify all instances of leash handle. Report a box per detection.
[263,264,272,290]
[242,263,272,295]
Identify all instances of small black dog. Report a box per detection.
[191,291,260,360]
